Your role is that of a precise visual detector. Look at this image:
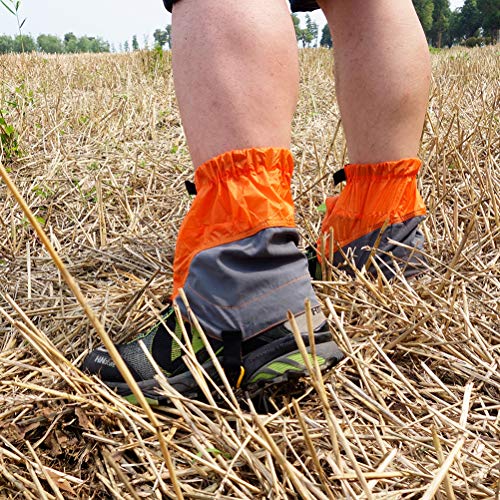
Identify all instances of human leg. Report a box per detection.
[170,0,321,340]
[172,0,299,168]
[83,0,344,402]
[315,0,431,278]
[319,0,430,163]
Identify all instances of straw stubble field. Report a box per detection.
[0,47,498,498]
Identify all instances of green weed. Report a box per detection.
[32,184,54,198]
[0,109,21,161]
[1,0,27,48]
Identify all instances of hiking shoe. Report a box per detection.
[81,304,344,405]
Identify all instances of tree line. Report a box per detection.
[311,0,498,48]
[0,32,111,54]
[2,0,496,55]
[413,0,498,47]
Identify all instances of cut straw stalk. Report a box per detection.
[177,288,240,409]
[431,427,456,500]
[292,398,337,500]
[25,441,64,500]
[420,383,473,500]
[288,306,374,499]
[251,409,328,500]
[0,160,184,499]
[420,437,465,500]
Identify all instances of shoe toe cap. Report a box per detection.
[81,347,126,383]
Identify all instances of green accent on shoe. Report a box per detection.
[288,352,326,366]
[249,354,326,383]
[124,394,159,406]
[268,360,301,374]
[170,321,184,363]
[250,372,277,382]
[191,327,205,354]
[81,303,345,405]
[136,307,176,344]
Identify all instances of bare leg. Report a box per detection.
[80,0,348,397]
[319,0,431,163]
[171,0,323,339]
[315,0,430,278]
[172,0,299,168]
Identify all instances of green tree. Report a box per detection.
[299,29,313,47]
[153,28,168,48]
[13,34,36,52]
[447,9,463,44]
[292,14,301,37]
[74,36,109,53]
[132,34,139,51]
[459,0,482,38]
[413,0,435,37]
[291,13,319,47]
[165,24,172,49]
[63,32,78,53]
[477,0,500,40]
[291,13,302,42]
[101,39,111,52]
[124,40,130,52]
[430,0,451,47]
[320,24,332,48]
[37,34,64,53]
[89,37,110,52]
[77,36,91,53]
[0,35,14,53]
[305,14,319,47]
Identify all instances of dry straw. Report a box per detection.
[0,47,498,498]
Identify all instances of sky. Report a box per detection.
[0,0,465,50]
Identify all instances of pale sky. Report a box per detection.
[0,0,465,50]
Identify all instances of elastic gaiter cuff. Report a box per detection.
[319,158,427,278]
[173,148,319,340]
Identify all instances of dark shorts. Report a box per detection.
[162,0,320,14]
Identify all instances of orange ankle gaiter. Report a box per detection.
[319,158,427,255]
[173,148,296,299]
[172,147,320,339]
[316,158,426,279]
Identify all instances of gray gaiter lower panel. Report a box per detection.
[175,227,319,340]
[332,215,427,279]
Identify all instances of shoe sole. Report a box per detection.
[104,340,344,406]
